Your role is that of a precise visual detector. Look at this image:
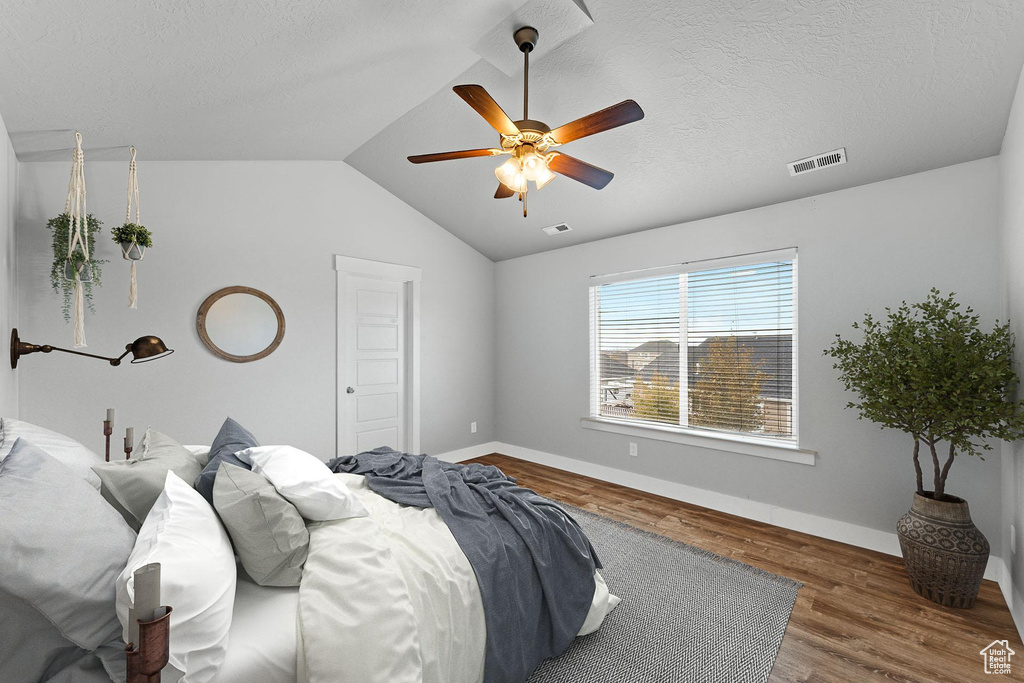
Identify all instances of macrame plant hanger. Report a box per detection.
[64,131,90,347]
[122,146,144,308]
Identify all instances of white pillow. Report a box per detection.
[240,445,369,521]
[116,471,236,683]
[184,444,212,463]
[0,417,103,490]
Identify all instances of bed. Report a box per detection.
[0,417,618,683]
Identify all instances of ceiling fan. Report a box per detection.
[408,26,644,218]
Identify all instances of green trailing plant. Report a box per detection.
[46,213,107,321]
[825,289,1024,501]
[110,222,153,248]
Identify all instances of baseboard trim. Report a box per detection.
[434,441,501,464]
[488,441,1006,585]
[1004,561,1024,641]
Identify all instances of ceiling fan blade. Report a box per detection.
[548,152,614,190]
[453,85,521,137]
[408,148,502,164]
[494,183,515,199]
[548,100,644,145]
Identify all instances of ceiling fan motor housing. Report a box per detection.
[514,26,539,53]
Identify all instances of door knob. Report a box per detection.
[346,386,355,394]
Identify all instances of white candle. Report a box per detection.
[132,563,161,641]
[106,408,114,423]
[127,605,137,646]
[126,427,134,448]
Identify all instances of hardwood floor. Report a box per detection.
[469,453,1023,682]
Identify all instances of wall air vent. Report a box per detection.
[788,148,846,177]
[542,222,573,236]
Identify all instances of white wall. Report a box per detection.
[0,113,16,417]
[496,157,1005,554]
[15,161,495,458]
[1000,63,1024,629]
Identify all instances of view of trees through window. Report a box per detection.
[593,257,795,442]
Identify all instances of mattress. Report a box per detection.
[212,573,299,683]
[212,477,616,683]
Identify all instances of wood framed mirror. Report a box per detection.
[196,286,285,363]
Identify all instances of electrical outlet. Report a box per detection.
[470,422,477,434]
[629,442,638,457]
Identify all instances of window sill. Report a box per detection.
[579,417,816,465]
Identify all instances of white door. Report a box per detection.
[340,275,406,454]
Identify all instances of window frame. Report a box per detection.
[587,248,809,462]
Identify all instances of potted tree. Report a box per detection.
[111,222,153,260]
[826,289,1024,608]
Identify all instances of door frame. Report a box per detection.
[334,254,422,456]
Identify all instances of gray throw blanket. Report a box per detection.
[328,448,600,683]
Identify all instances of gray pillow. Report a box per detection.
[0,439,135,682]
[0,417,104,490]
[195,417,259,505]
[213,463,309,586]
[92,428,207,530]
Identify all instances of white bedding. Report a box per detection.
[212,576,299,683]
[215,472,617,683]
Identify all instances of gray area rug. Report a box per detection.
[528,505,801,683]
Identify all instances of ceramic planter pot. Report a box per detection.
[896,492,989,609]
[62,258,93,282]
[121,241,145,260]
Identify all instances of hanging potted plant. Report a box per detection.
[47,212,106,323]
[49,131,107,347]
[826,289,1024,608]
[111,222,152,260]
[113,146,150,309]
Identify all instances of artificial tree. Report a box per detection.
[826,289,1024,500]
[823,286,1024,499]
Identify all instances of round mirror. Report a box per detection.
[197,286,285,362]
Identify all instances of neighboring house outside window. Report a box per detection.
[589,248,798,447]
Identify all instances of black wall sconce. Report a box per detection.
[10,328,174,369]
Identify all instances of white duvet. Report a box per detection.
[295,473,619,683]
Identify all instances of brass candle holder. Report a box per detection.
[125,606,172,683]
[103,420,112,462]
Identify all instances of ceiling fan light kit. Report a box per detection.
[408,26,644,218]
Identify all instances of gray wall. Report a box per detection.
[1000,62,1024,621]
[495,157,1004,553]
[0,114,16,417]
[15,161,495,458]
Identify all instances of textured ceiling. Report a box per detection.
[0,0,525,160]
[348,0,1024,260]
[2,1,1024,261]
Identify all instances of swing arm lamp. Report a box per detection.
[10,328,173,369]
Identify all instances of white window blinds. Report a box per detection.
[590,250,797,445]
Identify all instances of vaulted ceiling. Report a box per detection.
[2,0,1023,261]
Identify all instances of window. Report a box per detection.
[589,249,797,446]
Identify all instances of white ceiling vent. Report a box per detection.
[542,222,573,236]
[788,148,846,177]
